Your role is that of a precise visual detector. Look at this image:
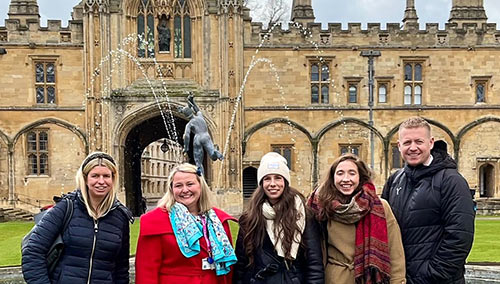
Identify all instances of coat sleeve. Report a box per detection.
[21,199,68,284]
[232,224,248,284]
[381,200,406,284]
[302,214,325,284]
[420,172,475,282]
[382,171,397,200]
[114,216,130,284]
[135,221,163,284]
[222,220,235,284]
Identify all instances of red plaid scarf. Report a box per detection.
[308,182,391,284]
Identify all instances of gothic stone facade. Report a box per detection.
[0,0,499,216]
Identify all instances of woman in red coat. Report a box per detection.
[135,163,237,284]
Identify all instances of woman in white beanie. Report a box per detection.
[233,152,324,284]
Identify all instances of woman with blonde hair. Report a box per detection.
[308,153,406,284]
[22,152,133,284]
[135,163,237,284]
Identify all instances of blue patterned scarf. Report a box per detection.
[170,202,237,276]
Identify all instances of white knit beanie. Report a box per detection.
[257,152,291,185]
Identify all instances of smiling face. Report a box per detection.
[172,171,201,214]
[334,160,360,196]
[86,165,113,206]
[398,126,434,167]
[262,174,285,204]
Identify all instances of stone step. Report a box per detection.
[0,207,34,221]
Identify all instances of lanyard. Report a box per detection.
[200,215,214,264]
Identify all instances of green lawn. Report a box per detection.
[467,219,500,263]
[1,219,495,267]
[0,222,33,267]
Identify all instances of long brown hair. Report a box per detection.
[239,179,306,266]
[316,153,372,219]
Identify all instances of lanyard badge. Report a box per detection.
[201,215,215,269]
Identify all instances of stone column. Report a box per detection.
[84,0,111,152]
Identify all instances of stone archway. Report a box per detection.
[479,163,495,198]
[123,114,187,216]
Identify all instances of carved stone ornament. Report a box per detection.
[200,103,215,114]
[85,0,110,13]
[379,34,389,45]
[218,0,240,15]
[160,64,174,78]
[320,34,330,45]
[437,34,447,45]
[154,0,172,17]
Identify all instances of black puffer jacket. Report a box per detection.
[22,190,133,284]
[382,143,475,284]
[233,213,324,284]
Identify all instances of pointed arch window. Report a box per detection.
[137,0,155,58]
[137,0,191,59]
[174,0,191,58]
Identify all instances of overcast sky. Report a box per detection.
[0,0,500,29]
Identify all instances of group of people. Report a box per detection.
[21,116,475,284]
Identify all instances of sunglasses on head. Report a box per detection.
[81,152,116,169]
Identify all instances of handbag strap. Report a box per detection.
[61,198,74,233]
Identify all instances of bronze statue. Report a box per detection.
[180,93,223,175]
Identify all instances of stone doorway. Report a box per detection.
[242,166,258,207]
[479,163,495,198]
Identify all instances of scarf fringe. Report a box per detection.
[355,267,391,284]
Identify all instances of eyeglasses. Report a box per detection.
[81,152,116,169]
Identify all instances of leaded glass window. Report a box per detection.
[137,0,191,58]
[174,0,191,58]
[403,62,424,105]
[34,62,56,104]
[476,83,486,103]
[137,0,155,58]
[340,144,360,157]
[310,62,330,104]
[378,84,387,103]
[272,145,293,171]
[348,85,357,103]
[26,130,49,175]
[311,85,319,104]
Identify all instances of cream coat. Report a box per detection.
[324,199,406,284]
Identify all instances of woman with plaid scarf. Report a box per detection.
[308,154,406,284]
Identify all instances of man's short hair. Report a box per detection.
[399,116,431,134]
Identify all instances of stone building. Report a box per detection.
[0,0,499,216]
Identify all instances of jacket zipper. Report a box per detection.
[87,219,99,284]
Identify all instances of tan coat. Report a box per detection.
[324,199,406,284]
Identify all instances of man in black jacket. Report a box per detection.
[382,117,475,284]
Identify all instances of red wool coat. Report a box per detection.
[135,207,236,284]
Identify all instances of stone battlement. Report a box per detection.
[0,4,83,45]
[245,20,500,48]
